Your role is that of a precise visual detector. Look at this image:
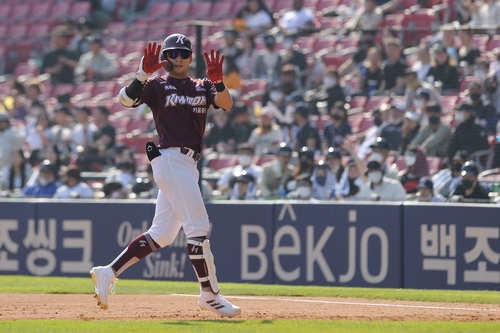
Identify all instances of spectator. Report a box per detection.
[324,147,344,181]
[205,109,236,153]
[414,177,446,202]
[217,143,262,197]
[271,64,302,101]
[286,173,315,200]
[380,101,405,152]
[281,37,308,78]
[0,80,28,121]
[401,111,421,154]
[254,34,282,80]
[307,66,346,115]
[335,158,365,201]
[451,161,490,202]
[264,83,288,125]
[368,137,399,179]
[357,161,406,201]
[467,0,500,35]
[439,24,459,64]
[235,33,259,80]
[427,45,460,94]
[70,19,92,56]
[358,105,390,157]
[358,47,385,97]
[102,181,127,199]
[335,140,367,201]
[346,0,383,31]
[467,82,498,134]
[26,108,54,153]
[483,74,500,112]
[260,143,295,198]
[0,112,24,169]
[404,68,442,110]
[230,103,257,146]
[447,102,489,162]
[248,107,284,155]
[382,38,407,94]
[132,164,159,199]
[322,102,352,150]
[26,144,66,187]
[230,171,258,200]
[75,35,118,82]
[1,149,32,195]
[279,0,315,35]
[292,105,321,152]
[411,102,452,157]
[220,29,242,71]
[105,149,136,191]
[291,146,315,181]
[412,88,432,122]
[22,161,60,198]
[412,43,432,82]
[338,30,378,77]
[71,106,97,155]
[53,167,94,199]
[398,147,429,194]
[50,105,74,162]
[76,105,116,171]
[310,163,338,200]
[24,79,45,105]
[222,59,243,95]
[458,26,481,71]
[40,26,80,84]
[235,0,273,34]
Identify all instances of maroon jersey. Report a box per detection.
[140,75,218,152]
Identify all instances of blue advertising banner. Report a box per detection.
[403,203,500,290]
[206,202,275,284]
[273,202,402,287]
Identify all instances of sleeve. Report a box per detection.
[410,126,426,146]
[393,182,407,201]
[421,125,451,151]
[139,79,155,109]
[259,168,273,198]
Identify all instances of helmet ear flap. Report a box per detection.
[161,50,173,72]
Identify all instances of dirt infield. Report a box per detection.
[1,294,500,322]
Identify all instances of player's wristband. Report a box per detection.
[215,82,226,92]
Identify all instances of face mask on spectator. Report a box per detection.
[462,180,474,189]
[452,162,463,172]
[368,171,383,183]
[374,117,383,126]
[486,86,497,94]
[429,116,440,125]
[323,76,337,88]
[269,90,284,102]
[413,99,425,109]
[315,176,326,186]
[238,155,252,166]
[469,93,481,101]
[39,178,48,186]
[370,152,384,163]
[405,155,416,167]
[455,111,465,124]
[296,186,311,199]
[283,38,294,50]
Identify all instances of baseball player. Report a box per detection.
[89,34,240,317]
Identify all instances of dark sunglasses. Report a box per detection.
[165,49,192,59]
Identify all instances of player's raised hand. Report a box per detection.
[204,49,225,84]
[142,42,168,74]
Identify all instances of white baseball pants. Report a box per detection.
[148,148,209,247]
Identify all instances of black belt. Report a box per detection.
[180,147,201,162]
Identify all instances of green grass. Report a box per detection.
[1,320,500,333]
[1,275,499,305]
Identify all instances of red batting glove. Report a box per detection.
[142,42,168,74]
[204,49,225,84]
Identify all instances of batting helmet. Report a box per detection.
[161,34,192,54]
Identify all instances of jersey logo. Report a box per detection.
[164,94,207,113]
[176,35,185,45]
[195,86,206,92]
[164,85,177,91]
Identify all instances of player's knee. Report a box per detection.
[149,232,176,248]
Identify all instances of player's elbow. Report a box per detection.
[118,86,136,108]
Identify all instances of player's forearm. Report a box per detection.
[119,79,144,107]
[214,86,233,110]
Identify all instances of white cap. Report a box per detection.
[405,111,420,122]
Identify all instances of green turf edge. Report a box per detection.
[1,320,500,333]
[1,275,499,305]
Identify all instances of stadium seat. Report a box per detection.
[51,84,75,98]
[72,81,95,99]
[122,41,145,58]
[10,4,30,22]
[169,2,191,20]
[472,34,489,51]
[313,115,332,131]
[147,26,168,40]
[13,62,39,77]
[312,35,337,53]
[487,36,500,51]
[358,116,374,133]
[337,35,359,50]
[44,2,71,22]
[106,22,127,39]
[209,1,234,20]
[401,9,436,45]
[349,96,367,109]
[119,61,138,77]
[440,95,458,112]
[317,0,339,11]
[242,79,268,95]
[27,23,51,39]
[92,81,116,98]
[322,53,345,68]
[348,113,365,132]
[460,76,481,92]
[10,39,33,63]
[382,14,404,28]
[190,1,212,20]
[107,40,125,56]
[364,96,389,113]
[7,24,29,38]
[207,155,239,171]
[0,4,12,21]
[274,0,292,13]
[295,35,314,53]
[127,22,149,41]
[427,156,442,174]
[29,2,52,22]
[257,154,277,166]
[70,1,92,20]
[148,2,172,20]
[127,117,151,133]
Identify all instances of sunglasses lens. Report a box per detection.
[166,50,191,59]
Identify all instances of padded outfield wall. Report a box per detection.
[0,200,498,290]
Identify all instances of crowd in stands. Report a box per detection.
[1,0,500,203]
